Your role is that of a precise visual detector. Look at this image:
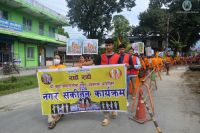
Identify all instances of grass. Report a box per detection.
[0,75,38,96]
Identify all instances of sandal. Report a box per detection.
[48,121,56,129]
[55,114,64,122]
[101,118,110,126]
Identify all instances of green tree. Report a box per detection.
[66,0,136,42]
[149,0,162,9]
[161,0,200,52]
[130,25,148,37]
[132,0,200,52]
[57,27,69,38]
[170,32,186,53]
[112,15,131,46]
[138,8,168,35]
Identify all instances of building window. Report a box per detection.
[0,10,8,20]
[27,47,34,59]
[23,17,32,31]
[39,22,44,35]
[49,26,55,37]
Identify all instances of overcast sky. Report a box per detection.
[36,0,149,33]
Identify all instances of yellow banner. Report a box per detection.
[37,64,127,115]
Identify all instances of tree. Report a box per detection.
[112,15,131,46]
[133,0,200,52]
[170,32,186,53]
[138,8,168,35]
[130,25,148,37]
[161,0,200,52]
[57,27,69,38]
[149,0,162,9]
[66,0,136,42]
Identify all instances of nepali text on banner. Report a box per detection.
[37,64,127,115]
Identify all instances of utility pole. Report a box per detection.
[166,16,170,50]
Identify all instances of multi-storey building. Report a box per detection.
[0,0,68,68]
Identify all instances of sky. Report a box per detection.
[36,0,149,35]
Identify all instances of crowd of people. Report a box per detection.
[173,55,200,65]
[46,38,199,129]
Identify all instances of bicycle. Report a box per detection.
[3,59,20,75]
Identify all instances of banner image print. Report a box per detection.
[83,39,98,54]
[138,42,144,54]
[132,42,144,55]
[37,64,127,115]
[67,39,82,55]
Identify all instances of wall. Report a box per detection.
[1,3,61,68]
[46,45,56,58]
[0,4,58,38]
[25,43,38,67]
[14,41,39,68]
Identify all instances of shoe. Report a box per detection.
[101,118,111,126]
[48,121,56,129]
[111,112,118,119]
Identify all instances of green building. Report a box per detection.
[0,0,68,68]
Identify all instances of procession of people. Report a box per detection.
[43,38,200,129]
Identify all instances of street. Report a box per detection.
[0,66,200,133]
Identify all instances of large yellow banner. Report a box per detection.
[37,64,127,115]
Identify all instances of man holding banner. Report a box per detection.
[37,37,128,129]
[48,54,66,129]
[95,38,122,126]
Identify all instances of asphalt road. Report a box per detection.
[0,66,200,133]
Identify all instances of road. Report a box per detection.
[0,66,200,133]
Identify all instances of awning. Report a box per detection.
[0,28,66,45]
